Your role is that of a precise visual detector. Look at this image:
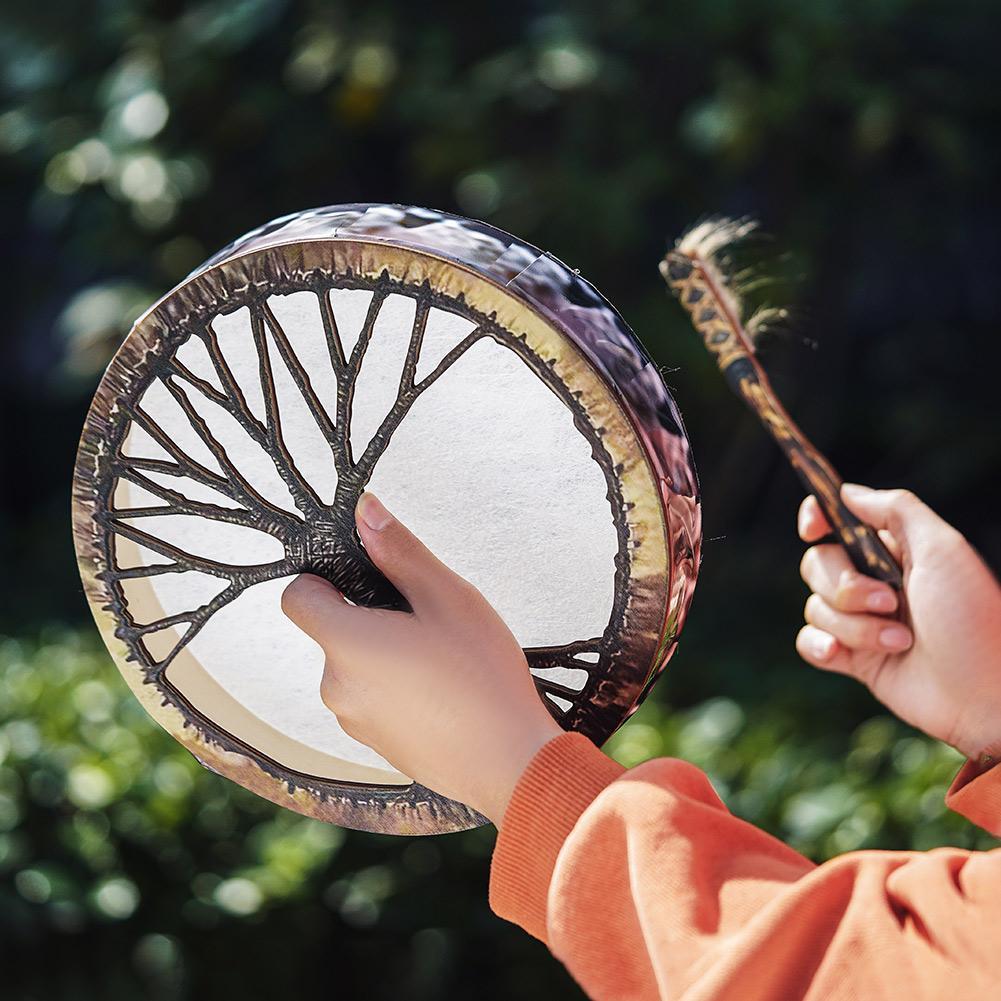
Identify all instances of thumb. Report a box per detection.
[355,492,470,614]
[840,483,936,552]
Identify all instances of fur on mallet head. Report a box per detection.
[659,250,694,287]
[659,216,790,349]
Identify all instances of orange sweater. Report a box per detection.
[490,733,1001,1001]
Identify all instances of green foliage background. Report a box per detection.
[1,2,999,997]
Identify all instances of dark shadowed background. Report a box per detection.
[1,2,999,998]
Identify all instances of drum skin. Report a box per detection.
[72,204,701,834]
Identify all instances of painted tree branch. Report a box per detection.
[111,562,200,580]
[316,286,347,371]
[524,637,603,670]
[160,375,297,522]
[259,300,339,446]
[352,323,486,484]
[413,326,487,395]
[248,304,326,515]
[165,358,230,409]
[112,464,290,537]
[178,318,327,519]
[532,675,585,702]
[196,321,268,437]
[125,405,233,495]
[335,288,387,472]
[119,453,217,481]
[398,282,432,394]
[104,517,287,581]
[121,571,291,672]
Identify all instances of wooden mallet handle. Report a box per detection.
[663,250,903,590]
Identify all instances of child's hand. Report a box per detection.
[280,493,563,825]
[798,484,1001,759]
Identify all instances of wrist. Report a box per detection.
[949,715,1001,765]
[474,717,564,826]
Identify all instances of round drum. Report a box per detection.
[72,203,701,834]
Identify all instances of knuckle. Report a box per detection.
[833,612,876,649]
[799,547,817,583]
[319,683,340,714]
[280,574,323,618]
[834,572,863,609]
[280,576,308,617]
[449,574,485,608]
[319,667,344,713]
[926,524,965,560]
[858,618,884,649]
[800,545,834,586]
[795,625,815,656]
[795,624,828,664]
[804,593,821,623]
[888,489,918,516]
[336,714,359,737]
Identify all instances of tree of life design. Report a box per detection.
[95,270,631,731]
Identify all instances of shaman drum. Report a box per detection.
[72,204,701,834]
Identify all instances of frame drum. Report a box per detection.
[72,204,701,834]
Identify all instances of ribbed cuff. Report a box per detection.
[946,751,1001,838]
[489,731,625,943]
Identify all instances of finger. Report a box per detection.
[798,495,832,543]
[282,576,402,668]
[355,492,477,615]
[840,483,933,545]
[805,594,913,653]
[796,625,852,673]
[800,543,853,600]
[799,543,898,614]
[281,573,354,646]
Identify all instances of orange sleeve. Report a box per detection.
[945,754,1001,833]
[490,732,1001,1001]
